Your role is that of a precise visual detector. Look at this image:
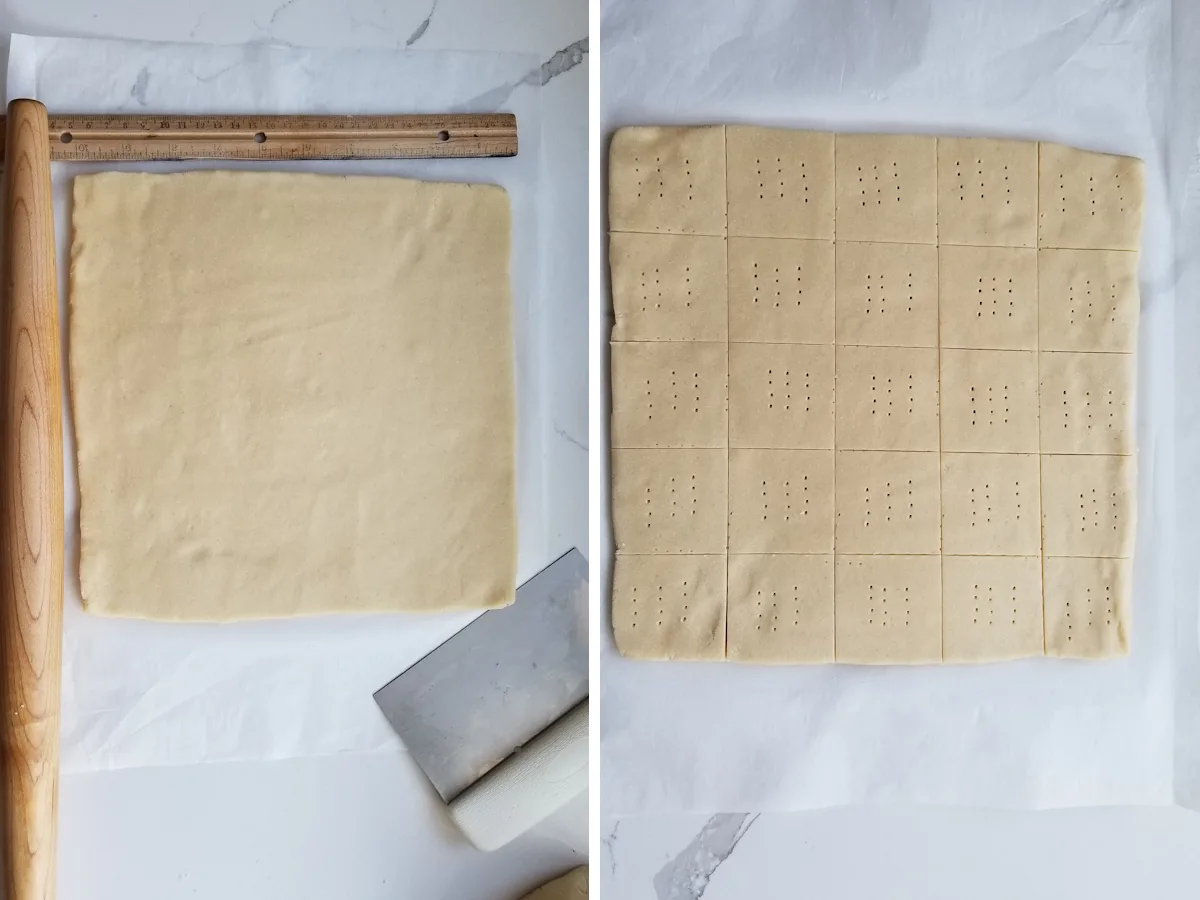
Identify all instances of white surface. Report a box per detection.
[0,1,587,897]
[599,0,1178,815]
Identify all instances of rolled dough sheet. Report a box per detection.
[70,171,516,620]
[521,867,588,900]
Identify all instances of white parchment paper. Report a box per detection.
[7,34,548,773]
[600,0,1180,812]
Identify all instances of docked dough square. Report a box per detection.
[727,126,834,239]
[729,342,833,449]
[835,345,939,451]
[1038,143,1144,251]
[1038,249,1139,353]
[1043,556,1131,658]
[834,241,938,348]
[936,137,1038,247]
[609,126,727,235]
[940,453,1041,556]
[610,341,727,449]
[834,450,940,554]
[938,245,1038,350]
[939,349,1039,453]
[728,449,834,553]
[942,555,1044,663]
[609,232,728,341]
[727,554,834,664]
[728,237,835,343]
[834,133,937,244]
[834,555,942,664]
[1038,351,1134,454]
[612,449,727,553]
[612,554,728,661]
[1041,453,1135,558]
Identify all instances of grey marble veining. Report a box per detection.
[653,814,759,900]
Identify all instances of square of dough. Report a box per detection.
[610,342,727,449]
[834,451,940,554]
[938,245,1038,350]
[834,133,937,244]
[942,555,1044,663]
[1038,351,1134,454]
[834,241,938,348]
[939,349,1039,453]
[728,237,835,343]
[834,555,942,664]
[1038,249,1139,353]
[612,554,727,661]
[1043,556,1131,658]
[940,453,1041,556]
[728,449,834,553]
[611,449,727,553]
[936,137,1038,247]
[71,171,515,619]
[727,554,834,664]
[727,126,834,239]
[835,346,939,451]
[609,126,727,235]
[609,232,728,341]
[729,343,833,449]
[1041,454,1135,558]
[1038,143,1144,250]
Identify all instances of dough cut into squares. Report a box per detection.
[728,236,834,343]
[941,555,1044,663]
[609,126,727,235]
[1043,556,1131,658]
[834,241,938,348]
[727,554,834,664]
[728,449,834,553]
[611,449,727,554]
[834,133,937,244]
[834,450,940,554]
[609,232,728,341]
[835,346,939,451]
[1038,249,1139,354]
[1038,143,1144,251]
[940,349,1039,453]
[834,555,942,664]
[938,245,1038,350]
[1041,453,1135,558]
[728,342,833,449]
[936,137,1038,247]
[726,126,834,239]
[940,453,1041,556]
[612,554,727,661]
[1039,351,1134,455]
[610,341,727,449]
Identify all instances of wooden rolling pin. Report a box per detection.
[0,99,62,900]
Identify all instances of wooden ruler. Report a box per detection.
[0,112,518,161]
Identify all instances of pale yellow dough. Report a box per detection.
[71,171,516,620]
[522,867,589,900]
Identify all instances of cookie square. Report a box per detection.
[938,245,1038,350]
[727,554,834,664]
[610,341,727,449]
[835,345,939,451]
[727,126,834,239]
[609,232,728,341]
[834,241,938,348]
[1041,454,1136,558]
[1043,556,1132,658]
[729,342,833,449]
[1038,143,1144,250]
[1038,249,1139,353]
[834,450,940,554]
[611,449,727,553]
[834,555,942,664]
[942,555,1044,663]
[728,449,835,553]
[940,349,1039,452]
[940,453,1041,556]
[936,137,1038,247]
[834,133,937,244]
[728,237,835,343]
[1038,351,1134,454]
[612,554,727,661]
[609,126,727,235]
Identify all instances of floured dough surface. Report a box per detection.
[610,125,1142,664]
[71,171,516,620]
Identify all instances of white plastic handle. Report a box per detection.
[448,698,588,852]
